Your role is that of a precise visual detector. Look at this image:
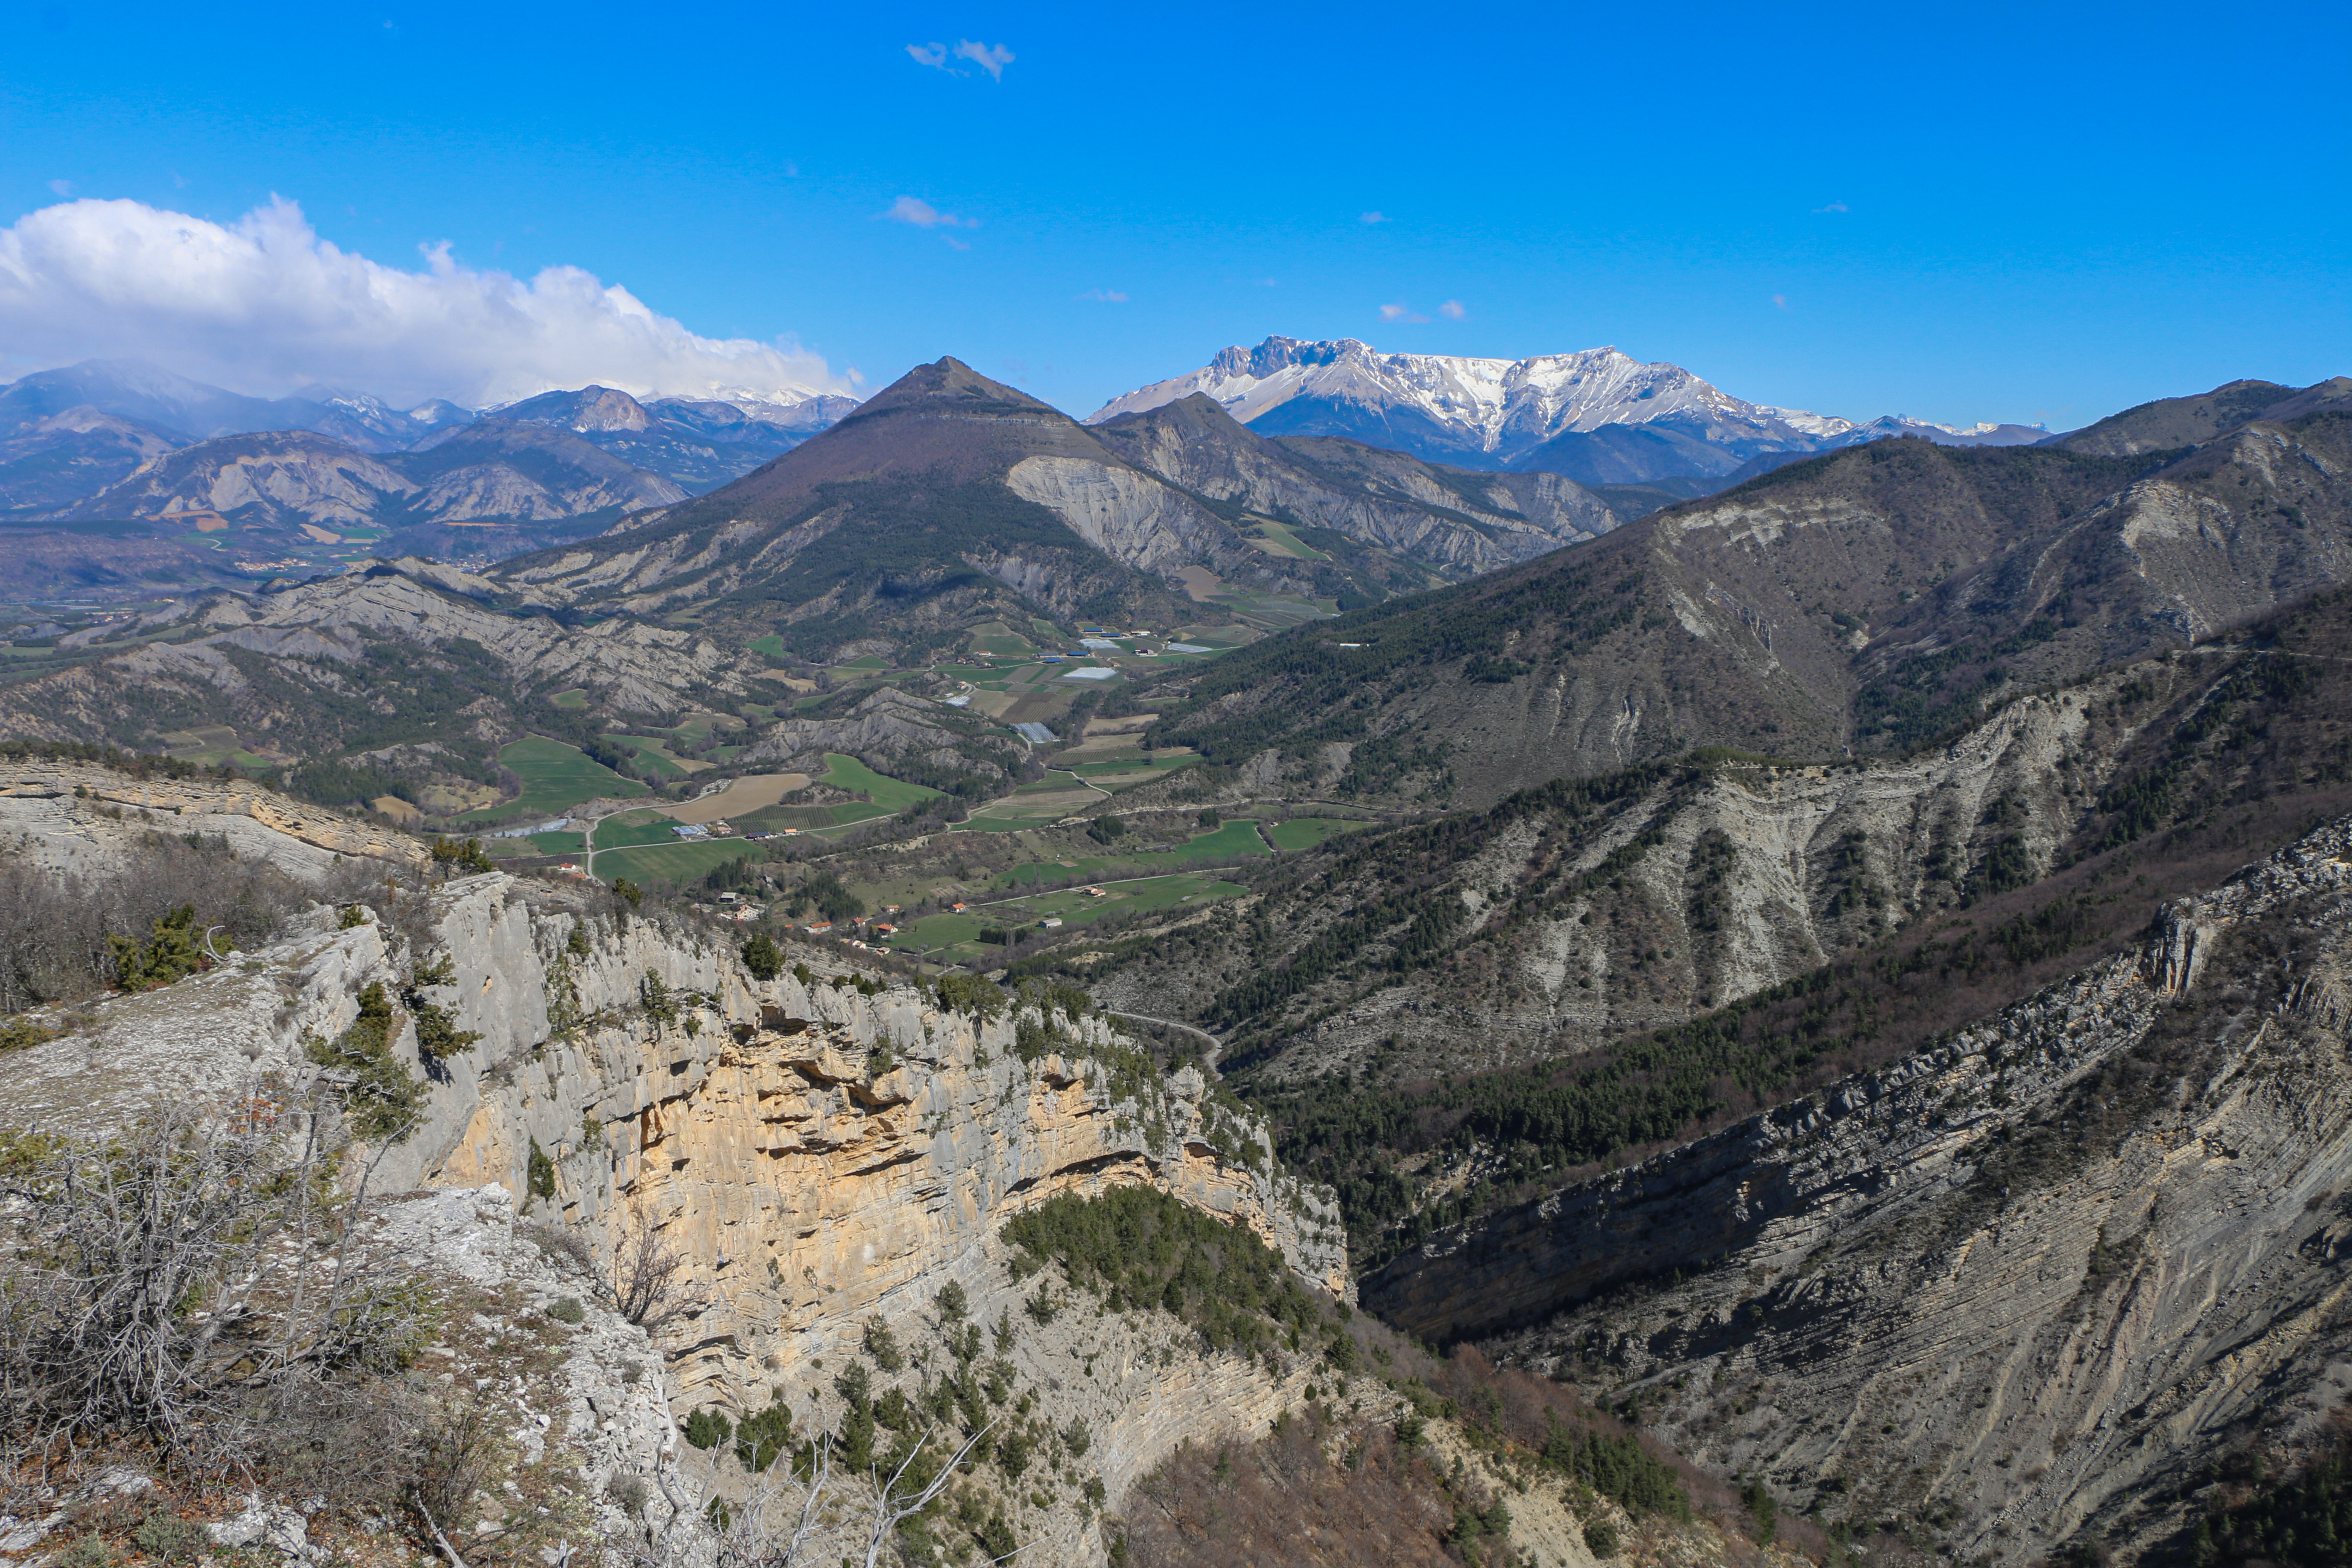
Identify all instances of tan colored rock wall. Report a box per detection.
[391,879,1344,1389]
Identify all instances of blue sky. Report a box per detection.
[3,1,2346,426]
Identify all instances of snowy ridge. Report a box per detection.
[1089,337,2049,480]
[1087,336,1841,459]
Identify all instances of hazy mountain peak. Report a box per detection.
[495,384,658,432]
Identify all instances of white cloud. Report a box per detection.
[1360,210,1390,224]
[48,179,73,197]
[1772,293,1789,310]
[1813,200,1849,214]
[1078,289,1128,302]
[953,40,1014,79]
[1378,303,1429,324]
[0,195,851,407]
[908,39,1014,79]
[881,196,977,229]
[1438,299,1467,320]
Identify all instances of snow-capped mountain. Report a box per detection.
[1087,337,1847,477]
[1828,414,2051,447]
[1088,337,2046,487]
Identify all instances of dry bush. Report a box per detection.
[0,836,375,1016]
[1118,1412,1458,1567]
[612,1214,710,1333]
[0,1087,431,1475]
[410,1398,504,1548]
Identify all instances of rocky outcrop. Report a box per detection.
[1004,455,1239,574]
[0,755,431,876]
[0,859,1347,1564]
[1088,393,1619,575]
[1363,812,2352,1564]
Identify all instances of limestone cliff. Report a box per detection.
[0,861,1347,1565]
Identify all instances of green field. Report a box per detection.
[459,737,644,823]
[608,735,691,777]
[594,811,689,850]
[1066,755,1200,790]
[967,629,1038,657]
[748,634,788,658]
[1246,518,1331,562]
[961,772,1100,831]
[1263,817,1375,851]
[597,840,760,886]
[550,689,589,709]
[995,818,1270,883]
[890,872,1248,959]
[821,753,942,811]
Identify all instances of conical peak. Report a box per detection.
[851,356,1065,421]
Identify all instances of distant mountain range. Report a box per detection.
[0,360,857,531]
[1088,336,2052,488]
[495,357,1625,655]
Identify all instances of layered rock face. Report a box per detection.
[0,863,1346,1563]
[1363,813,2352,1562]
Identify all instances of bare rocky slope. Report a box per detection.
[1124,404,2352,808]
[0,561,782,766]
[1073,585,2352,1089]
[1088,392,1620,575]
[60,423,689,530]
[1359,808,2352,1567]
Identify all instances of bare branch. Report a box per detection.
[863,1421,997,1568]
[413,1496,472,1568]
[612,1212,710,1332]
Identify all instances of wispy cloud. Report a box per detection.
[1813,200,1849,214]
[881,196,977,229]
[954,40,1015,78]
[1772,293,1789,310]
[1360,210,1390,224]
[1078,289,1129,303]
[1438,299,1467,320]
[47,179,73,197]
[1378,303,1430,324]
[908,39,1015,79]
[0,194,851,406]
